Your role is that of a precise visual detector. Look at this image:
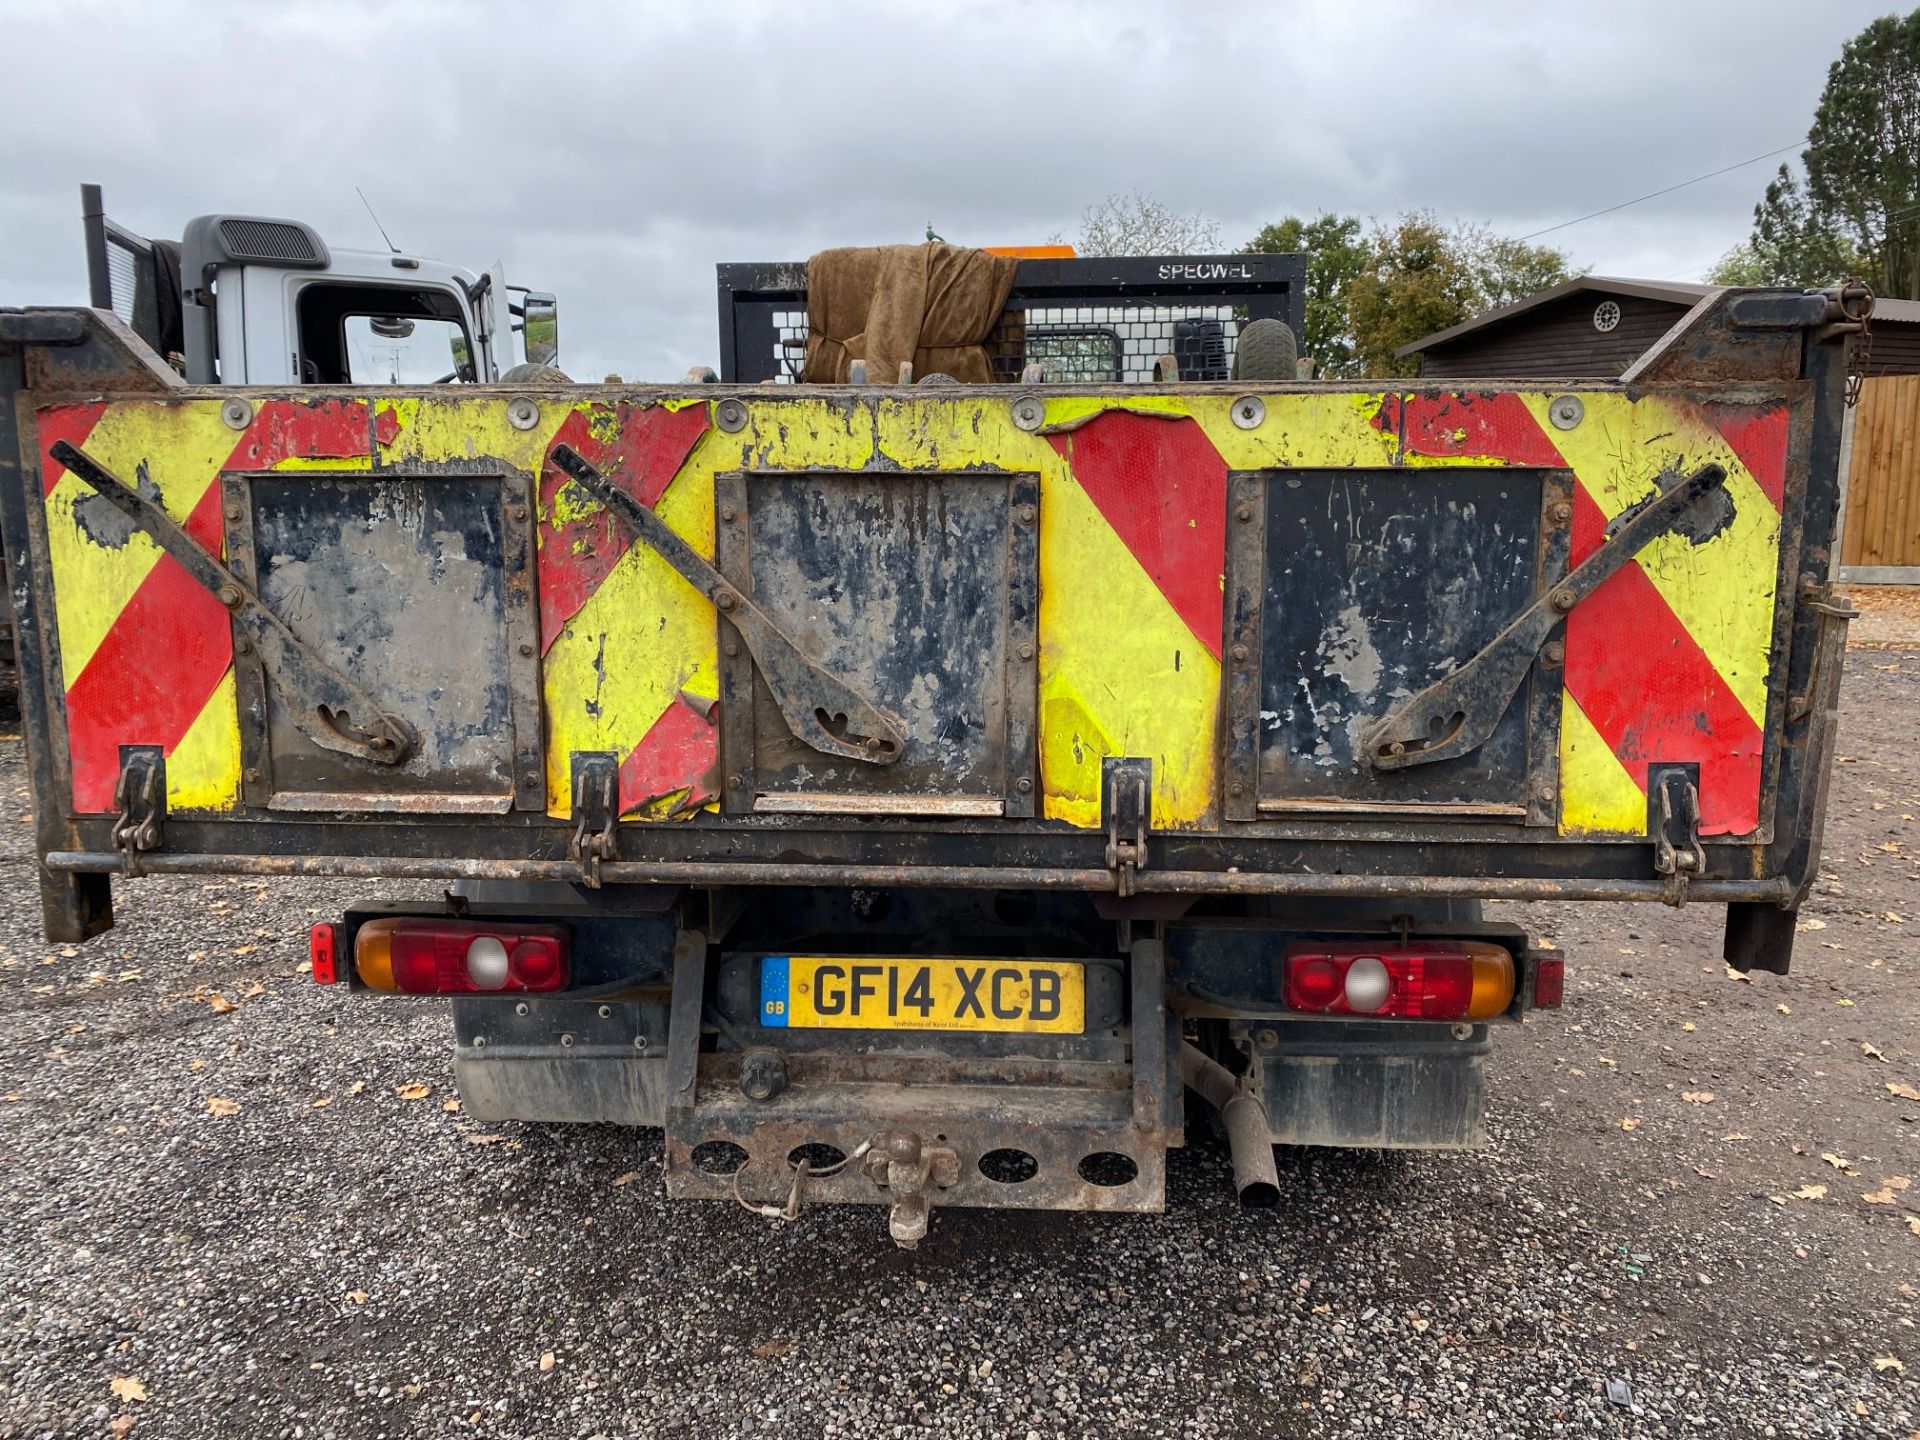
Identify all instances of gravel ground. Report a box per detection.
[1,639,1917,1439]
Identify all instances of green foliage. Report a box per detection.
[1242,214,1367,377]
[1711,164,1863,288]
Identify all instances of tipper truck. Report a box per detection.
[0,188,1869,1244]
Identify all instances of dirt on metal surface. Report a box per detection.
[0,655,1917,1436]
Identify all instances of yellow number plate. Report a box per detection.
[759,956,1085,1033]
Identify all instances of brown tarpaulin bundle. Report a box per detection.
[801,243,1019,384]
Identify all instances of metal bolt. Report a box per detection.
[473,1035,487,1049]
[560,1032,575,1048]
[1230,643,1249,663]
[515,1003,529,1016]
[521,774,538,789]
[1451,1023,1475,1041]
[506,397,540,432]
[243,767,260,783]
[1019,503,1036,524]
[723,641,738,657]
[219,397,252,431]
[714,398,749,433]
[1010,396,1045,432]
[518,642,534,657]
[715,590,738,612]
[633,1036,648,1051]
[1255,1027,1279,1051]
[1537,785,1555,803]
[598,1005,613,1019]
[225,505,242,522]
[1229,781,1245,798]
[1543,641,1565,665]
[1230,396,1266,430]
[1550,588,1576,613]
[233,636,252,656]
[1236,504,1253,523]
[1548,395,1584,431]
[1016,778,1032,794]
[1018,642,1034,660]
[728,773,744,789]
[1549,500,1573,525]
[217,585,243,609]
[720,505,737,522]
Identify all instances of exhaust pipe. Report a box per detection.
[1178,1042,1280,1208]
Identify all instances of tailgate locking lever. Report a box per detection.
[111,746,165,875]
[548,445,908,767]
[49,441,419,768]
[1365,462,1729,771]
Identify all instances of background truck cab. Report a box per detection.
[78,182,558,386]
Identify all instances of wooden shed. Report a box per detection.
[1401,281,1920,582]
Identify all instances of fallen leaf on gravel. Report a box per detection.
[1864,1188,1898,1204]
[465,1134,508,1146]
[1796,918,1827,931]
[187,1058,205,1073]
[1724,966,1753,984]
[109,1376,146,1403]
[1619,1116,1641,1132]
[242,982,265,998]
[1722,1133,1751,1142]
[539,1351,555,1372]
[346,1080,366,1096]
[3,1093,20,1103]
[1885,912,1907,924]
[1862,1042,1888,1062]
[205,1097,239,1118]
[1796,1184,1828,1200]
[1681,1091,1716,1104]
[233,945,257,957]
[394,1083,431,1101]
[1777,1004,1791,1015]
[441,1099,462,1113]
[1837,998,1856,1007]
[611,1171,640,1187]
[752,1340,794,1358]
[207,994,237,1015]
[109,1415,132,1438]
[310,1096,332,1109]
[1682,1022,1697,1033]
[1887,1176,1913,1191]
[1872,1355,1904,1373]
[117,970,142,982]
[1891,1082,1920,1101]
[1907,1216,1920,1236]
[1822,1152,1857,1172]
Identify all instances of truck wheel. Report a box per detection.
[1232,318,1299,382]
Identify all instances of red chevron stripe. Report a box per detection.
[63,398,381,811]
[38,403,108,496]
[1700,399,1787,510]
[1045,412,1226,660]
[1378,392,1568,467]
[538,404,711,653]
[618,690,719,815]
[1562,487,1763,835]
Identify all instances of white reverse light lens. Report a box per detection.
[465,935,511,989]
[1343,955,1392,1013]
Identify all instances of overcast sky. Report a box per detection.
[0,0,1895,381]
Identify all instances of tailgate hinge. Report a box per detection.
[1650,764,1704,907]
[569,752,619,888]
[1103,758,1153,898]
[111,746,166,876]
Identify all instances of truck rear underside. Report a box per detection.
[0,288,1862,1242]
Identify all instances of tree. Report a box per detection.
[1708,164,1862,288]
[1242,214,1367,377]
[1341,212,1575,378]
[1053,192,1222,257]
[1803,10,1920,298]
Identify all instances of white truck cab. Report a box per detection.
[82,183,558,386]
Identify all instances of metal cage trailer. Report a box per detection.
[0,280,1867,1245]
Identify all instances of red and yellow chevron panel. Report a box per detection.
[36,387,1788,840]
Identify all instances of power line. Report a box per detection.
[1517,142,1804,243]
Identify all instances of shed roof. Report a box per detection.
[1395,277,1718,358]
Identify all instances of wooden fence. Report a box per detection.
[1841,374,1920,578]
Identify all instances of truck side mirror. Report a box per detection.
[522,293,559,367]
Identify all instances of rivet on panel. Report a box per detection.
[219,397,253,431]
[714,397,749,433]
[506,396,540,432]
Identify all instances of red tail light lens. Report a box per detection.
[352,919,568,994]
[309,923,338,985]
[1283,941,1515,1020]
[1531,954,1565,1009]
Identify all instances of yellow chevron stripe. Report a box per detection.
[1557,689,1647,835]
[1192,392,1400,470]
[167,668,242,812]
[1517,392,1777,728]
[43,401,238,686]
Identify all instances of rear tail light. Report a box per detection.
[352,918,568,994]
[1531,953,1565,1009]
[309,923,338,985]
[1283,941,1515,1021]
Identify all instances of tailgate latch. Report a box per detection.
[1103,758,1153,898]
[111,746,165,875]
[1650,765,1705,907]
[1365,462,1729,771]
[569,752,619,888]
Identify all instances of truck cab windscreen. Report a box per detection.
[294,282,473,384]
